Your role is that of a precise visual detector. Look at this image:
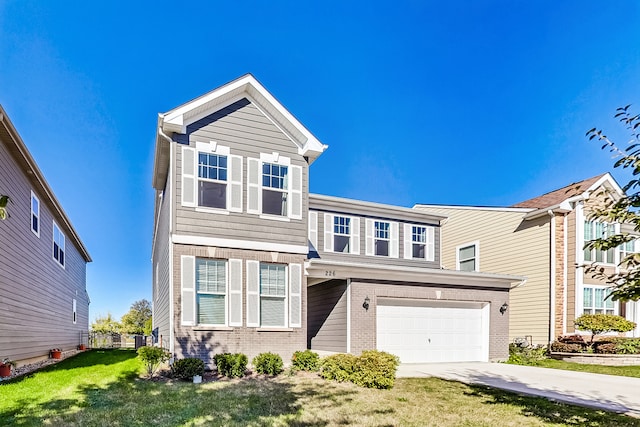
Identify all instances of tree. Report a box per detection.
[120,299,152,335]
[91,313,121,334]
[574,314,636,346]
[586,105,640,301]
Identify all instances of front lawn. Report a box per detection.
[518,358,640,379]
[0,349,637,426]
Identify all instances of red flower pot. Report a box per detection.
[0,364,11,377]
[78,344,86,351]
[51,350,62,359]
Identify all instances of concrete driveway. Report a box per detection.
[397,362,640,418]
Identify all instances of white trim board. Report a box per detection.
[171,234,309,255]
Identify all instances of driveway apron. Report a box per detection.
[397,362,640,418]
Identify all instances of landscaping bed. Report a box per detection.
[550,352,640,366]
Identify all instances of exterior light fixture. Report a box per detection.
[363,296,370,311]
[500,302,509,315]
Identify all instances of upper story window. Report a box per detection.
[583,286,615,315]
[584,221,614,264]
[403,224,435,261]
[247,153,303,220]
[53,222,65,267]
[322,214,360,254]
[31,191,40,237]
[262,163,288,216]
[198,152,227,209]
[412,226,426,258]
[260,263,287,327]
[196,259,227,326]
[333,216,351,252]
[457,242,478,272]
[365,219,398,258]
[181,143,242,213]
[620,239,638,260]
[374,221,390,256]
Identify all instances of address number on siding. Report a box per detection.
[325,271,336,277]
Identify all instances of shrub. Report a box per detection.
[558,335,587,344]
[550,341,584,353]
[253,352,283,375]
[593,341,617,354]
[614,338,640,354]
[137,346,170,379]
[214,353,247,378]
[291,350,319,371]
[171,357,205,380]
[508,344,548,365]
[350,350,399,389]
[574,314,636,345]
[319,354,357,382]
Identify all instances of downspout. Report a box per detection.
[563,214,568,335]
[549,210,556,344]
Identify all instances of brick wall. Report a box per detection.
[554,213,566,339]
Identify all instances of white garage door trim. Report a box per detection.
[376,298,490,363]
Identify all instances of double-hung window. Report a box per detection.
[374,221,390,256]
[333,216,351,252]
[196,259,227,325]
[262,163,288,216]
[53,222,65,267]
[620,239,637,263]
[583,286,615,315]
[584,221,615,263]
[31,191,40,237]
[412,226,426,258]
[365,219,398,257]
[323,214,360,254]
[260,264,287,327]
[457,242,477,272]
[198,152,227,209]
[403,224,435,261]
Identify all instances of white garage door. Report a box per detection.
[376,299,489,363]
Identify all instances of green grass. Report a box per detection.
[518,358,640,378]
[1,349,638,426]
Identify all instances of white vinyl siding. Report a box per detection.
[31,191,39,237]
[52,222,65,267]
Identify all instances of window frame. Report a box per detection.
[456,241,479,272]
[30,191,40,237]
[195,258,228,327]
[583,220,616,265]
[581,285,616,316]
[259,263,288,328]
[197,151,228,210]
[261,161,289,217]
[374,221,391,257]
[72,298,77,324]
[52,222,66,268]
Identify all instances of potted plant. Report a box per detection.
[0,358,16,377]
[78,344,86,351]
[50,348,62,359]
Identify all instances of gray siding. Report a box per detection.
[0,133,89,363]
[308,280,347,352]
[152,186,171,348]
[173,99,308,248]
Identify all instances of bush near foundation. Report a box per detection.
[550,341,584,353]
[137,346,170,379]
[213,353,247,378]
[291,350,319,371]
[574,314,636,346]
[508,344,548,364]
[319,350,399,389]
[253,352,283,375]
[171,357,205,380]
[594,338,640,354]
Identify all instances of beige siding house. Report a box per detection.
[151,75,524,366]
[418,173,640,345]
[0,105,91,366]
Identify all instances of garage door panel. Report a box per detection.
[376,302,488,363]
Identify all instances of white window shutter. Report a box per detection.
[390,222,399,258]
[228,259,243,327]
[351,217,361,255]
[181,255,196,326]
[290,165,303,220]
[426,226,435,262]
[181,147,196,207]
[309,211,318,251]
[403,223,412,259]
[365,219,374,256]
[247,158,260,215]
[324,213,334,252]
[229,155,243,213]
[246,260,260,327]
[289,263,302,328]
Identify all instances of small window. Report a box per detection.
[31,192,40,236]
[583,286,615,315]
[584,221,615,263]
[262,163,288,216]
[53,223,65,267]
[72,298,77,324]
[334,216,351,253]
[260,263,287,327]
[198,153,227,209]
[196,259,227,325]
[374,221,390,256]
[457,243,477,272]
[412,226,426,259]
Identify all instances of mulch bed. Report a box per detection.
[0,349,83,382]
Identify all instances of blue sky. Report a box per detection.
[1,1,639,321]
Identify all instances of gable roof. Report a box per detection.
[511,173,622,209]
[0,105,91,262]
[153,74,328,190]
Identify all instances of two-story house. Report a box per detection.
[0,105,92,366]
[418,173,640,345]
[150,75,524,365]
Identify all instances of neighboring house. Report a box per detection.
[418,173,640,346]
[151,74,523,365]
[0,105,92,366]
